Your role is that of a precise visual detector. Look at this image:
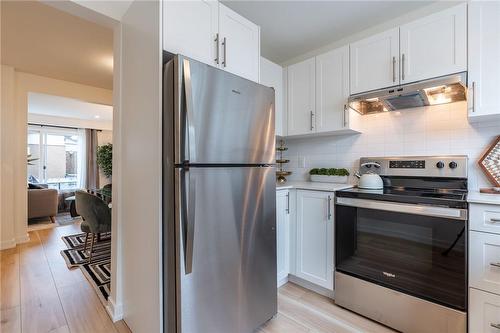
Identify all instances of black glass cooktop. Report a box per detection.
[336,186,467,208]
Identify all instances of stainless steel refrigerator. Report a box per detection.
[163,54,277,333]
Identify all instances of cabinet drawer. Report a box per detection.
[470,231,500,295]
[469,288,500,333]
[470,203,500,235]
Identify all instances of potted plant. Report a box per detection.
[97,143,113,179]
[309,168,350,183]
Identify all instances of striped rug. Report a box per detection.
[60,232,111,303]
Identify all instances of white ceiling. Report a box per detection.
[1,1,113,89]
[28,93,113,122]
[222,1,436,64]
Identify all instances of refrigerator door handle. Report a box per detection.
[180,167,196,274]
[182,58,197,163]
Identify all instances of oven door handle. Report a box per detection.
[336,197,467,220]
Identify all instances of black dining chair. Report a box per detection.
[75,190,111,263]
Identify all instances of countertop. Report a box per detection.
[276,181,353,192]
[468,191,500,205]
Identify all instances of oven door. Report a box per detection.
[335,197,467,311]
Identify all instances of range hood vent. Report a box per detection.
[348,72,467,115]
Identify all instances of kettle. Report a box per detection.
[355,162,384,190]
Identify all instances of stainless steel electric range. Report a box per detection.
[335,156,468,333]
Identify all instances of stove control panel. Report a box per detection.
[389,160,425,169]
[360,156,468,178]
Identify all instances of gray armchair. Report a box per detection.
[75,190,112,263]
[28,188,58,223]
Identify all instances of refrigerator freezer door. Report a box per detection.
[175,56,275,165]
[176,166,277,333]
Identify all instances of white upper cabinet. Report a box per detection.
[287,58,316,136]
[163,0,219,66]
[260,57,285,136]
[163,1,260,82]
[219,3,260,82]
[468,1,500,122]
[295,190,334,290]
[400,4,467,84]
[350,28,400,94]
[315,46,350,133]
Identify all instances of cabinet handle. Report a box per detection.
[471,81,476,113]
[214,33,219,65]
[490,262,500,268]
[286,192,290,214]
[490,218,500,223]
[222,37,227,68]
[343,104,348,127]
[401,54,405,81]
[392,56,396,83]
[491,323,500,330]
[327,195,332,220]
[310,111,314,131]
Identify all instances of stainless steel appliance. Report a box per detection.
[335,156,468,333]
[349,72,467,114]
[163,54,277,333]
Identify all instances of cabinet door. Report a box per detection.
[468,1,500,120]
[470,231,500,296]
[287,58,316,136]
[400,4,466,84]
[295,190,334,290]
[219,3,260,82]
[276,190,290,286]
[350,28,399,94]
[261,57,284,136]
[163,0,219,67]
[469,288,500,333]
[316,46,349,133]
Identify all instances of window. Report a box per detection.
[27,126,85,190]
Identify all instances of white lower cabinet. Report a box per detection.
[470,231,500,295]
[276,190,290,286]
[295,190,334,290]
[469,288,500,333]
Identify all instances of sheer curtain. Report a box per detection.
[77,128,86,189]
[83,129,100,189]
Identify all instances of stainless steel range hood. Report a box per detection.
[348,72,467,115]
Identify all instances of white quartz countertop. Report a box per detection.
[468,191,500,205]
[276,181,353,192]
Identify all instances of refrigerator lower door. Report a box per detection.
[176,166,276,333]
[174,55,275,165]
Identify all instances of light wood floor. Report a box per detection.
[260,283,395,333]
[1,223,394,333]
[0,223,131,333]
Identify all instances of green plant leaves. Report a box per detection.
[309,168,349,176]
[97,143,113,178]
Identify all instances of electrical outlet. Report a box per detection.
[298,156,306,168]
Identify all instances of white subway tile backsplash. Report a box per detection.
[282,101,500,190]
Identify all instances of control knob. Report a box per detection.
[436,161,445,169]
[449,161,458,169]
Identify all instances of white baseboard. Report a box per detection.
[0,238,16,250]
[106,297,124,322]
[278,276,289,288]
[288,275,335,299]
[16,234,30,244]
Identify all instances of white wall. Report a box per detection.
[0,65,113,250]
[119,1,162,332]
[284,101,500,191]
[28,113,113,131]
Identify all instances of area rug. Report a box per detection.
[60,232,111,303]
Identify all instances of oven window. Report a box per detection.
[335,205,466,311]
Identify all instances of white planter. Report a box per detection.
[310,175,348,183]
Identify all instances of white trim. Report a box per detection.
[15,233,30,244]
[106,297,123,322]
[278,276,289,288]
[288,274,335,299]
[0,238,16,250]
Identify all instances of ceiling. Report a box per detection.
[222,1,435,64]
[1,1,113,89]
[28,93,113,122]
